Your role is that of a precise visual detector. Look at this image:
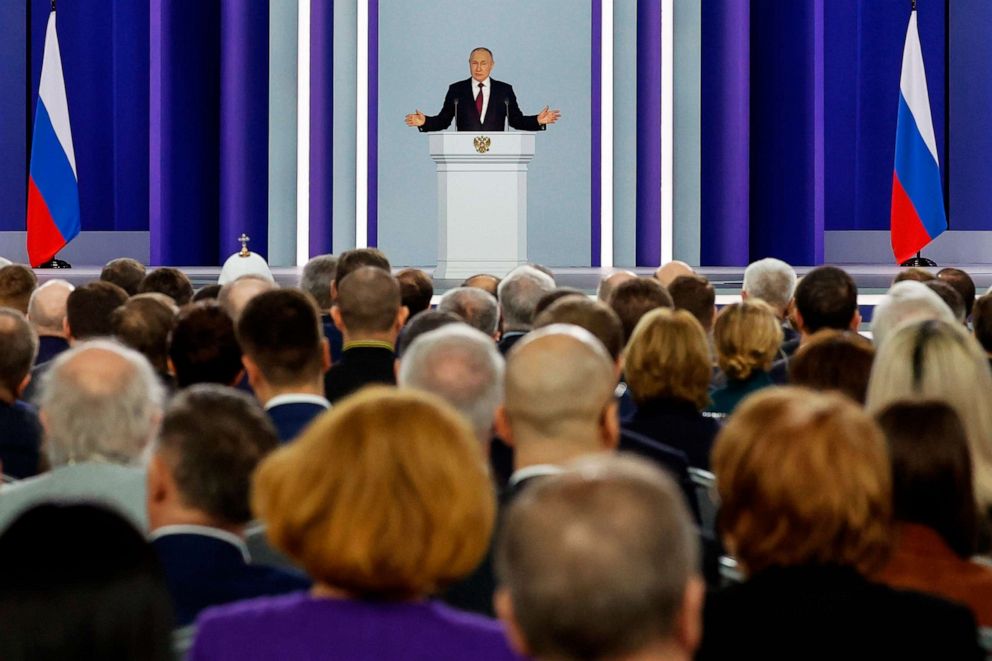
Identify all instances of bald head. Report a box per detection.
[40,340,163,466]
[217,275,278,321]
[27,279,74,336]
[438,286,500,336]
[655,261,694,288]
[596,270,637,303]
[503,325,617,452]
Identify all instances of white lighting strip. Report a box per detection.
[355,0,369,248]
[600,0,614,269]
[660,0,674,263]
[295,0,311,265]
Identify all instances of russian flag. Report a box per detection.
[26,10,79,267]
[890,10,945,265]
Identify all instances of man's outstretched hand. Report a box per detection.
[537,106,561,126]
[405,110,426,127]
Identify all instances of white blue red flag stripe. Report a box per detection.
[890,10,945,264]
[27,10,79,267]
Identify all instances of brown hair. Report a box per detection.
[668,274,716,331]
[624,308,711,410]
[713,387,892,575]
[974,293,992,354]
[333,248,391,292]
[334,266,401,334]
[168,302,243,388]
[111,297,176,373]
[892,267,936,284]
[66,281,129,340]
[0,265,38,314]
[607,277,673,344]
[237,289,324,387]
[534,297,624,361]
[713,301,782,381]
[789,329,875,404]
[138,267,194,306]
[396,268,433,318]
[253,387,495,598]
[100,258,146,297]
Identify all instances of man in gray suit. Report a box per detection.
[0,339,163,533]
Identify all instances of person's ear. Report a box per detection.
[493,404,514,446]
[320,338,331,372]
[147,452,173,507]
[613,355,624,382]
[242,355,261,388]
[330,306,346,333]
[16,372,31,399]
[166,356,176,377]
[62,317,71,340]
[600,399,620,451]
[793,307,807,335]
[740,289,749,301]
[494,588,531,657]
[849,309,862,332]
[674,576,705,656]
[395,305,410,330]
[329,281,338,303]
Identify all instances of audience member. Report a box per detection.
[533,296,624,364]
[973,293,992,366]
[100,257,146,296]
[217,274,278,321]
[397,268,434,319]
[892,266,936,284]
[871,280,956,346]
[26,278,73,365]
[218,248,275,286]
[608,277,673,344]
[532,287,585,318]
[866,319,992,516]
[0,265,37,313]
[439,286,500,338]
[0,503,173,661]
[325,266,407,403]
[331,248,391,299]
[742,257,798,350]
[668,274,717,334]
[655,260,694,288]
[496,265,556,355]
[874,401,992,627]
[0,310,42,479]
[237,290,330,442]
[596,269,637,303]
[622,308,718,469]
[190,388,518,661]
[169,302,244,388]
[788,329,875,404]
[709,301,782,414]
[462,273,501,298]
[139,267,194,306]
[698,387,981,659]
[0,340,163,533]
[937,267,976,321]
[148,386,310,626]
[300,254,342,361]
[193,284,223,302]
[792,265,860,340]
[395,310,464,358]
[112,296,177,390]
[399,324,504,444]
[495,456,702,661]
[925,279,967,324]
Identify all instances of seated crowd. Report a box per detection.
[1,251,992,660]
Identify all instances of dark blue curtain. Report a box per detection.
[0,2,26,231]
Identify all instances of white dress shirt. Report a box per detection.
[474,78,491,123]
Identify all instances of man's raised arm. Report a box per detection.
[405,86,456,132]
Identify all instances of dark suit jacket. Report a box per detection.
[267,401,328,444]
[497,331,527,356]
[321,313,344,363]
[420,79,545,132]
[0,401,42,479]
[324,345,396,404]
[622,396,720,470]
[35,335,69,366]
[152,531,310,627]
[697,564,982,660]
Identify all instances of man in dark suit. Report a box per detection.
[0,309,42,480]
[26,279,73,366]
[237,289,330,443]
[405,47,560,132]
[147,385,309,627]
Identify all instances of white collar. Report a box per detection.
[508,464,563,488]
[265,393,331,411]
[474,77,490,89]
[149,524,251,563]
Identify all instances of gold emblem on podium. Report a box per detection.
[474,136,491,154]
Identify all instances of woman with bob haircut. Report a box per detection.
[874,400,992,626]
[190,387,521,661]
[697,387,981,660]
[621,307,719,469]
[788,329,875,404]
[708,300,782,415]
[866,319,992,515]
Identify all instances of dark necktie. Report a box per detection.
[476,83,484,118]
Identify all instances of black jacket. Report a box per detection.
[420,79,544,132]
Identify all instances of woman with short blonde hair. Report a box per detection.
[708,300,783,414]
[189,387,520,661]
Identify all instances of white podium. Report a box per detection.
[429,131,537,279]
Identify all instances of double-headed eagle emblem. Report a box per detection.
[473,136,491,154]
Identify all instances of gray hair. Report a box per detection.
[27,279,74,334]
[217,275,278,320]
[438,287,499,336]
[497,265,556,331]
[300,254,337,310]
[871,280,956,347]
[743,258,797,312]
[39,339,164,466]
[496,455,699,659]
[398,324,504,443]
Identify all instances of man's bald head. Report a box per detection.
[596,270,637,303]
[40,340,163,466]
[334,266,404,335]
[654,260,694,288]
[217,275,278,321]
[27,279,74,336]
[504,325,616,447]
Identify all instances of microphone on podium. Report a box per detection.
[505,98,509,131]
[454,97,459,130]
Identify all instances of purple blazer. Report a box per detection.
[189,592,526,661]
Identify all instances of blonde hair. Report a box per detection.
[624,308,712,410]
[866,320,992,510]
[714,387,892,575]
[713,301,783,381]
[253,387,495,598]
